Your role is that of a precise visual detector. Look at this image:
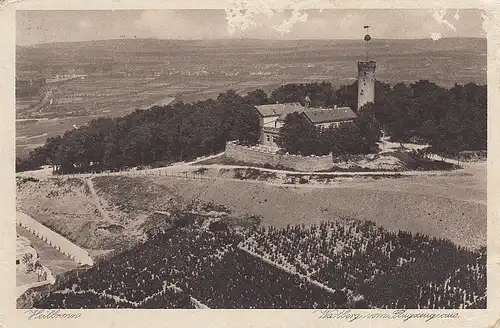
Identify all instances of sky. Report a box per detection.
[16,9,485,45]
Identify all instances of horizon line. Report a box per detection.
[18,36,487,47]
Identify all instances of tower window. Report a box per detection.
[364,72,367,76]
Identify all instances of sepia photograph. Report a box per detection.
[13,8,487,311]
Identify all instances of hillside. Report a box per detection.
[16,177,138,250]
[17,38,486,86]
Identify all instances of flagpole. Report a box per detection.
[364,25,371,62]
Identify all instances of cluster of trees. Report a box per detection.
[17,79,486,173]
[269,81,357,109]
[370,81,487,156]
[17,90,261,173]
[272,80,486,157]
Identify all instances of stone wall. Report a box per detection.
[225,142,333,172]
[17,212,94,266]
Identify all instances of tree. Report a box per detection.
[245,89,269,105]
[356,104,383,153]
[330,123,365,155]
[26,80,486,174]
[335,81,358,110]
[230,104,260,145]
[277,112,319,156]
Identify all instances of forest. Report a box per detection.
[16,80,486,173]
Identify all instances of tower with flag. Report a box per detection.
[357,25,376,111]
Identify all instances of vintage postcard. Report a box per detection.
[0,0,499,327]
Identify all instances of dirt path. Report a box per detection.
[85,178,111,222]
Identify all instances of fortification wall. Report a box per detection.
[16,212,94,266]
[225,142,333,172]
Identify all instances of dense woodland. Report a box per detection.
[16,80,486,173]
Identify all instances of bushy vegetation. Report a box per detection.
[33,215,485,309]
[242,220,486,309]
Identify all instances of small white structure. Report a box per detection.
[16,236,38,269]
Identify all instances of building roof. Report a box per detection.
[255,102,304,117]
[262,126,281,134]
[302,107,357,124]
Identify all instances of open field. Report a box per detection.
[86,162,486,250]
[16,38,486,157]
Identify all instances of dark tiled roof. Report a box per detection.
[255,102,304,117]
[303,107,357,124]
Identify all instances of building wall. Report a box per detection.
[225,142,333,171]
[262,131,280,147]
[315,120,354,129]
[262,116,279,127]
[259,116,279,143]
[357,61,376,110]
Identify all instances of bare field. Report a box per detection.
[16,162,486,254]
[150,163,486,249]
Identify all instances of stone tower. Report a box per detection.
[357,27,376,111]
[357,60,376,111]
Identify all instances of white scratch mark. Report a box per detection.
[225,0,325,36]
[273,9,308,35]
[433,9,457,32]
[430,32,442,41]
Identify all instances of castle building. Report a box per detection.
[255,103,357,147]
[253,29,374,147]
